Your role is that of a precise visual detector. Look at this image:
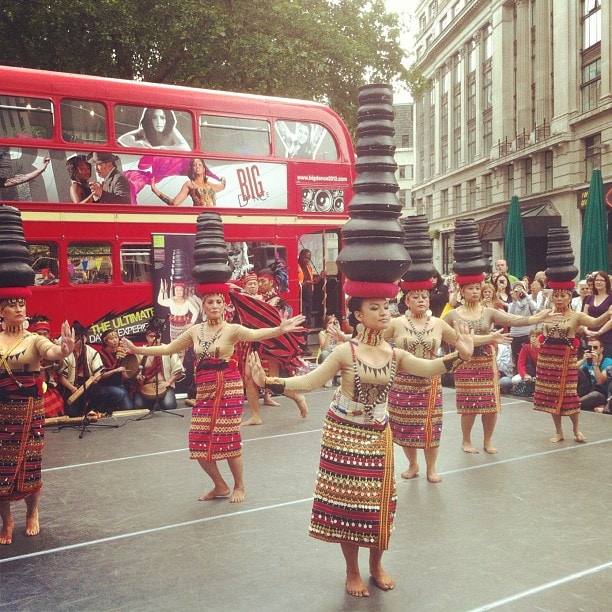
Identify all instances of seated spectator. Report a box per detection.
[133,323,185,411]
[510,328,541,398]
[497,344,514,394]
[577,338,612,413]
[95,329,134,412]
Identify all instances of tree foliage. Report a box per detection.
[0,0,408,130]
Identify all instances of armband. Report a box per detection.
[265,377,285,395]
[443,352,467,373]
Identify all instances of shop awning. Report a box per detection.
[477,201,561,242]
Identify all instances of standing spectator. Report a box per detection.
[493,259,519,285]
[297,248,320,328]
[508,280,538,368]
[582,271,612,358]
[493,273,512,309]
[88,152,131,204]
[530,275,550,311]
[571,280,590,311]
[428,270,449,318]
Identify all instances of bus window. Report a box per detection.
[0,96,54,140]
[199,115,270,156]
[68,243,112,285]
[60,99,107,144]
[120,244,152,283]
[29,243,60,286]
[115,105,193,151]
[274,121,338,160]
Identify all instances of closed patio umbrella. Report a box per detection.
[504,195,526,280]
[580,168,609,278]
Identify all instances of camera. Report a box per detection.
[586,357,593,366]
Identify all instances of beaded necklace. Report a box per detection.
[355,327,384,346]
[350,342,396,421]
[198,323,223,359]
[403,312,432,354]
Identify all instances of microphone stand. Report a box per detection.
[137,332,184,420]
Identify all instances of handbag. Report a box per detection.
[512,379,535,397]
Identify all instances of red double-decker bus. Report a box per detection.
[0,66,353,340]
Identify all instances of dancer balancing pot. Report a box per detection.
[545,226,578,284]
[452,218,488,280]
[0,204,35,292]
[191,212,232,285]
[401,215,436,283]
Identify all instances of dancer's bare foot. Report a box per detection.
[574,431,586,443]
[25,508,40,537]
[400,465,419,479]
[549,433,564,443]
[462,443,479,454]
[229,486,245,503]
[198,486,231,501]
[241,416,263,426]
[263,397,281,407]
[426,472,442,483]
[296,395,308,418]
[370,567,395,591]
[484,445,498,454]
[0,517,14,545]
[345,574,369,597]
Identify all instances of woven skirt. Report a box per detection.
[534,342,579,416]
[0,397,45,502]
[388,371,442,448]
[189,363,244,461]
[309,410,396,550]
[454,349,500,415]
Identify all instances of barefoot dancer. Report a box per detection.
[250,296,475,596]
[386,283,509,482]
[532,229,612,443]
[0,206,75,544]
[122,235,305,504]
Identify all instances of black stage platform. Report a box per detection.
[1,388,610,611]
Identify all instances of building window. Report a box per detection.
[453,52,462,84]
[453,129,461,168]
[581,59,601,112]
[426,194,433,218]
[406,164,414,179]
[482,113,492,156]
[482,61,492,111]
[484,174,492,206]
[454,184,462,213]
[467,78,476,121]
[467,39,477,75]
[468,180,477,211]
[399,166,406,180]
[544,151,553,190]
[467,122,476,163]
[483,24,492,60]
[441,189,449,216]
[525,158,533,196]
[582,0,601,49]
[585,134,601,178]
[440,137,448,173]
[419,13,427,32]
[507,165,514,198]
[429,0,438,19]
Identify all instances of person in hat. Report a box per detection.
[507,280,539,368]
[120,284,306,503]
[385,282,509,483]
[132,320,185,411]
[88,152,131,204]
